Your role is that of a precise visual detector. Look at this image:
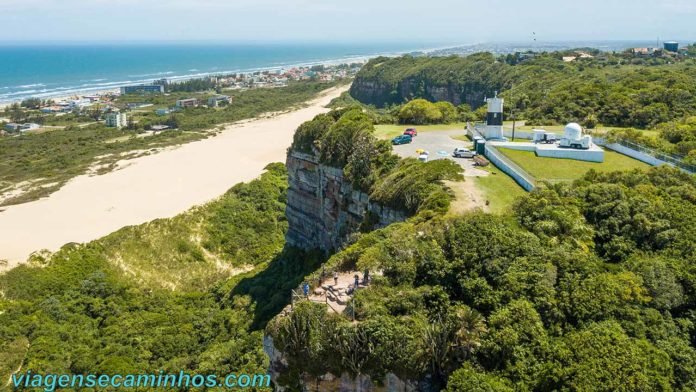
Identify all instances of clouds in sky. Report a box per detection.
[0,0,693,43]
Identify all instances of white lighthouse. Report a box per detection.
[484,93,504,140]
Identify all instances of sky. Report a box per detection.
[0,0,694,44]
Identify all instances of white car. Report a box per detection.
[418,153,429,162]
[453,147,476,158]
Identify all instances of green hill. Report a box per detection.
[350,52,696,129]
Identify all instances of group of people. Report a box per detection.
[302,267,370,298]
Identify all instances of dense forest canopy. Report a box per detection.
[269,165,696,391]
[350,51,696,129]
[2,103,696,391]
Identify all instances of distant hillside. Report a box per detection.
[350,51,696,129]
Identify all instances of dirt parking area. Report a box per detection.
[390,130,489,177]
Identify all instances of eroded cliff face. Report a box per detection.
[285,150,406,253]
[350,76,488,109]
[264,335,424,392]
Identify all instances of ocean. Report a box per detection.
[0,42,435,103]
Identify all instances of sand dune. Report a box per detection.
[0,86,348,271]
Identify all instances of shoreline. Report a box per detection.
[0,85,348,272]
[0,45,429,106]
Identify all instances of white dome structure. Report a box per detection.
[564,123,583,140]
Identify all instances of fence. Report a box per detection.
[611,138,695,173]
[484,144,537,191]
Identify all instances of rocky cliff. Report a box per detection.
[348,54,508,109]
[285,150,406,253]
[264,335,424,392]
[350,76,489,109]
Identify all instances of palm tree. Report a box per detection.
[453,306,487,361]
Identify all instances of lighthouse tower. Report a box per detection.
[484,93,504,140]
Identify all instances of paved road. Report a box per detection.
[391,130,488,177]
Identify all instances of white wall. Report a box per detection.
[485,145,536,192]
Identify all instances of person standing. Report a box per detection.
[303,282,310,298]
[333,271,339,286]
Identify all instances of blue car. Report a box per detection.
[391,135,413,145]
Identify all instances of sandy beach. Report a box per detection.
[0,85,348,271]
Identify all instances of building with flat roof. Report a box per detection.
[4,123,40,133]
[4,123,22,133]
[120,85,165,95]
[105,112,128,129]
[207,95,231,107]
[176,98,199,108]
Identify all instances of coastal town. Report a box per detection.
[1,62,361,135]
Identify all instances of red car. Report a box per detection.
[403,128,417,137]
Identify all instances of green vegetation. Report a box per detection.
[269,166,696,391]
[370,159,464,214]
[497,148,650,182]
[350,52,696,161]
[291,108,464,213]
[2,98,696,391]
[0,164,293,389]
[397,99,458,125]
[473,166,527,213]
[608,116,696,164]
[0,126,204,205]
[0,81,339,206]
[352,53,696,128]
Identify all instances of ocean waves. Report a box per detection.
[0,43,423,104]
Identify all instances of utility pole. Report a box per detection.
[510,83,516,141]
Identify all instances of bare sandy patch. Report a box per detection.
[0,86,348,272]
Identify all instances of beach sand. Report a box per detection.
[0,85,348,271]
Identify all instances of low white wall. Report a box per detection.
[536,148,605,163]
[503,129,535,140]
[490,142,536,151]
[604,142,670,166]
[485,145,536,192]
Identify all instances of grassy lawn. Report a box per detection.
[473,165,527,214]
[374,122,466,139]
[497,148,650,182]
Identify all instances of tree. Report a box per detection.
[21,98,42,110]
[5,103,27,123]
[434,101,458,123]
[446,364,513,392]
[544,321,673,391]
[398,99,442,124]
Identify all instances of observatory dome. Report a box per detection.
[564,123,583,140]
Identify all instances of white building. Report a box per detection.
[176,98,198,108]
[105,112,127,129]
[483,94,505,140]
[207,95,230,107]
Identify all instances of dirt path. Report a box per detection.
[444,179,489,214]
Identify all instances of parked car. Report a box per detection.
[404,128,418,137]
[453,147,476,158]
[392,135,413,145]
[418,153,429,162]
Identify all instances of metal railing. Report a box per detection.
[613,138,695,173]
